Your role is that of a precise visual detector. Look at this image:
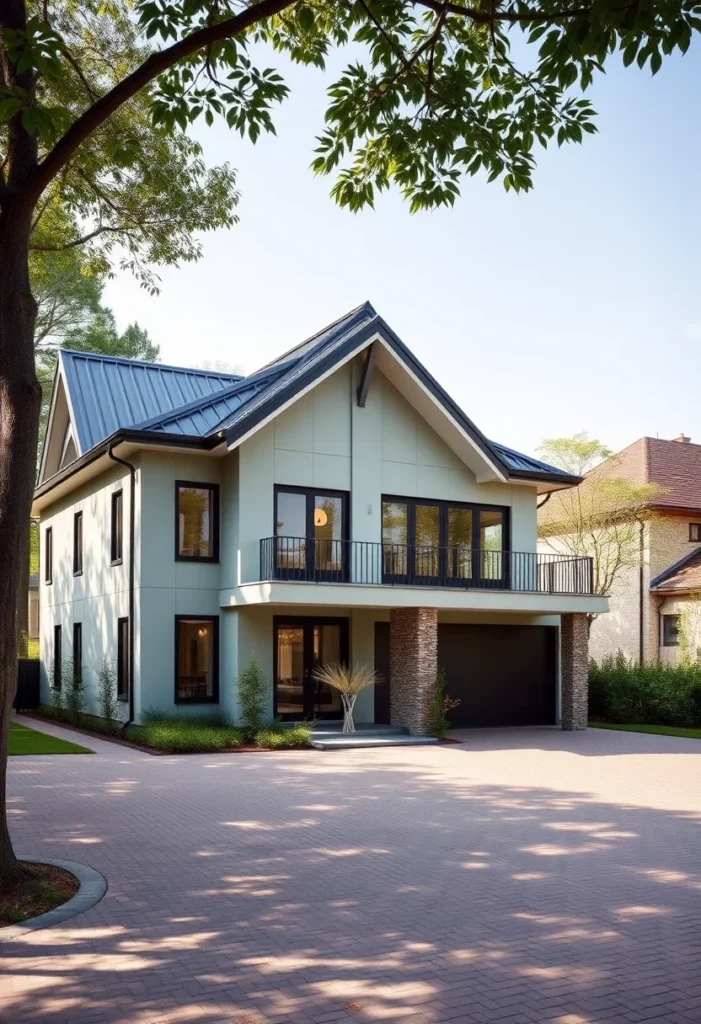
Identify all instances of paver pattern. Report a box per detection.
[3,719,701,1024]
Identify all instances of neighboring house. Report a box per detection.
[542,434,701,666]
[32,302,606,734]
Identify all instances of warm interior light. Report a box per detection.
[314,508,328,527]
[198,627,208,638]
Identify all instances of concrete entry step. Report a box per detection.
[311,734,439,750]
[306,722,410,739]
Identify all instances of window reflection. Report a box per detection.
[314,495,343,573]
[178,484,217,559]
[480,509,503,579]
[382,501,408,576]
[415,504,439,577]
[448,507,473,579]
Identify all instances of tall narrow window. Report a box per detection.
[53,624,62,690]
[45,527,53,584]
[73,511,83,575]
[479,509,503,579]
[273,487,348,580]
[117,617,129,700]
[176,482,219,561]
[73,623,82,687]
[175,616,219,703]
[662,614,680,647]
[111,490,123,564]
[382,501,408,577]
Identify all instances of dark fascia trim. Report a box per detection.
[34,428,220,501]
[508,467,583,486]
[649,546,701,590]
[223,317,513,480]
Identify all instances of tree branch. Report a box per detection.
[31,224,127,250]
[28,0,297,202]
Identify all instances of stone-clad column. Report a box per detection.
[561,612,588,730]
[389,607,438,736]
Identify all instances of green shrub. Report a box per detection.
[97,657,120,731]
[127,713,244,752]
[424,668,460,739]
[64,659,85,726]
[236,655,267,740]
[254,725,311,749]
[589,652,701,727]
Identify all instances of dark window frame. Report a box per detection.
[174,615,220,705]
[690,523,701,543]
[111,490,123,565]
[73,622,82,687]
[53,624,62,690]
[175,481,220,563]
[73,510,83,576]
[45,526,53,585]
[273,485,350,582]
[117,617,129,701]
[662,613,681,647]
[381,494,510,588]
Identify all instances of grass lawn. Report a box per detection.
[9,721,93,755]
[590,721,701,740]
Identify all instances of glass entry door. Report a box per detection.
[274,617,348,720]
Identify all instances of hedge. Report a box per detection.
[589,652,701,727]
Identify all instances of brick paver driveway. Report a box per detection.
[3,720,701,1024]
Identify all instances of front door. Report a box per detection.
[274,617,349,720]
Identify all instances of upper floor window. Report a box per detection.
[176,482,219,561]
[662,614,680,647]
[381,497,507,585]
[274,486,348,580]
[175,616,219,703]
[111,490,123,565]
[44,527,53,585]
[73,511,83,576]
[690,523,701,543]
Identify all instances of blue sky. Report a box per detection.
[103,43,701,459]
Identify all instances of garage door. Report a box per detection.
[374,622,557,727]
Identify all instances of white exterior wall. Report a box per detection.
[39,463,132,717]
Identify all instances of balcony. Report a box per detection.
[259,538,594,596]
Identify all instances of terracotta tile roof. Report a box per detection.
[593,436,701,511]
[650,548,701,593]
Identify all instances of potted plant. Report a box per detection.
[311,662,380,733]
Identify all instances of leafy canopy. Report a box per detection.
[2,0,699,218]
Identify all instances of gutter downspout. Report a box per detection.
[108,447,136,729]
[638,518,645,665]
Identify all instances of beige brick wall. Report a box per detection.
[648,515,701,578]
[658,594,701,665]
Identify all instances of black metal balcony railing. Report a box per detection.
[259,537,594,595]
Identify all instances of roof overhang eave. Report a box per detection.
[32,428,224,514]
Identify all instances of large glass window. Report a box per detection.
[73,511,83,576]
[382,501,408,576]
[111,490,123,564]
[117,617,129,700]
[176,482,219,561]
[381,497,507,585]
[274,488,348,579]
[447,507,473,579]
[175,617,219,703]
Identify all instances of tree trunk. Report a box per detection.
[0,202,41,887]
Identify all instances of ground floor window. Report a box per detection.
[53,624,62,689]
[73,623,82,687]
[662,614,680,647]
[274,617,347,719]
[117,617,129,700]
[175,616,219,703]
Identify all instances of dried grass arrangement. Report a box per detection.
[311,662,381,733]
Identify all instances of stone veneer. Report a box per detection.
[561,612,589,730]
[389,607,438,736]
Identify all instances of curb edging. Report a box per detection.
[0,857,107,944]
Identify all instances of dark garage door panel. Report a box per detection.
[374,622,556,728]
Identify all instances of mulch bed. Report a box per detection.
[0,863,79,928]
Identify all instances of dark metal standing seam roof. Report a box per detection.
[59,349,240,454]
[51,305,580,488]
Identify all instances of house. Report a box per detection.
[32,303,606,735]
[541,434,701,666]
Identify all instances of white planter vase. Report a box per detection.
[341,693,358,734]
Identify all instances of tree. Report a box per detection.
[0,0,697,887]
[537,434,663,628]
